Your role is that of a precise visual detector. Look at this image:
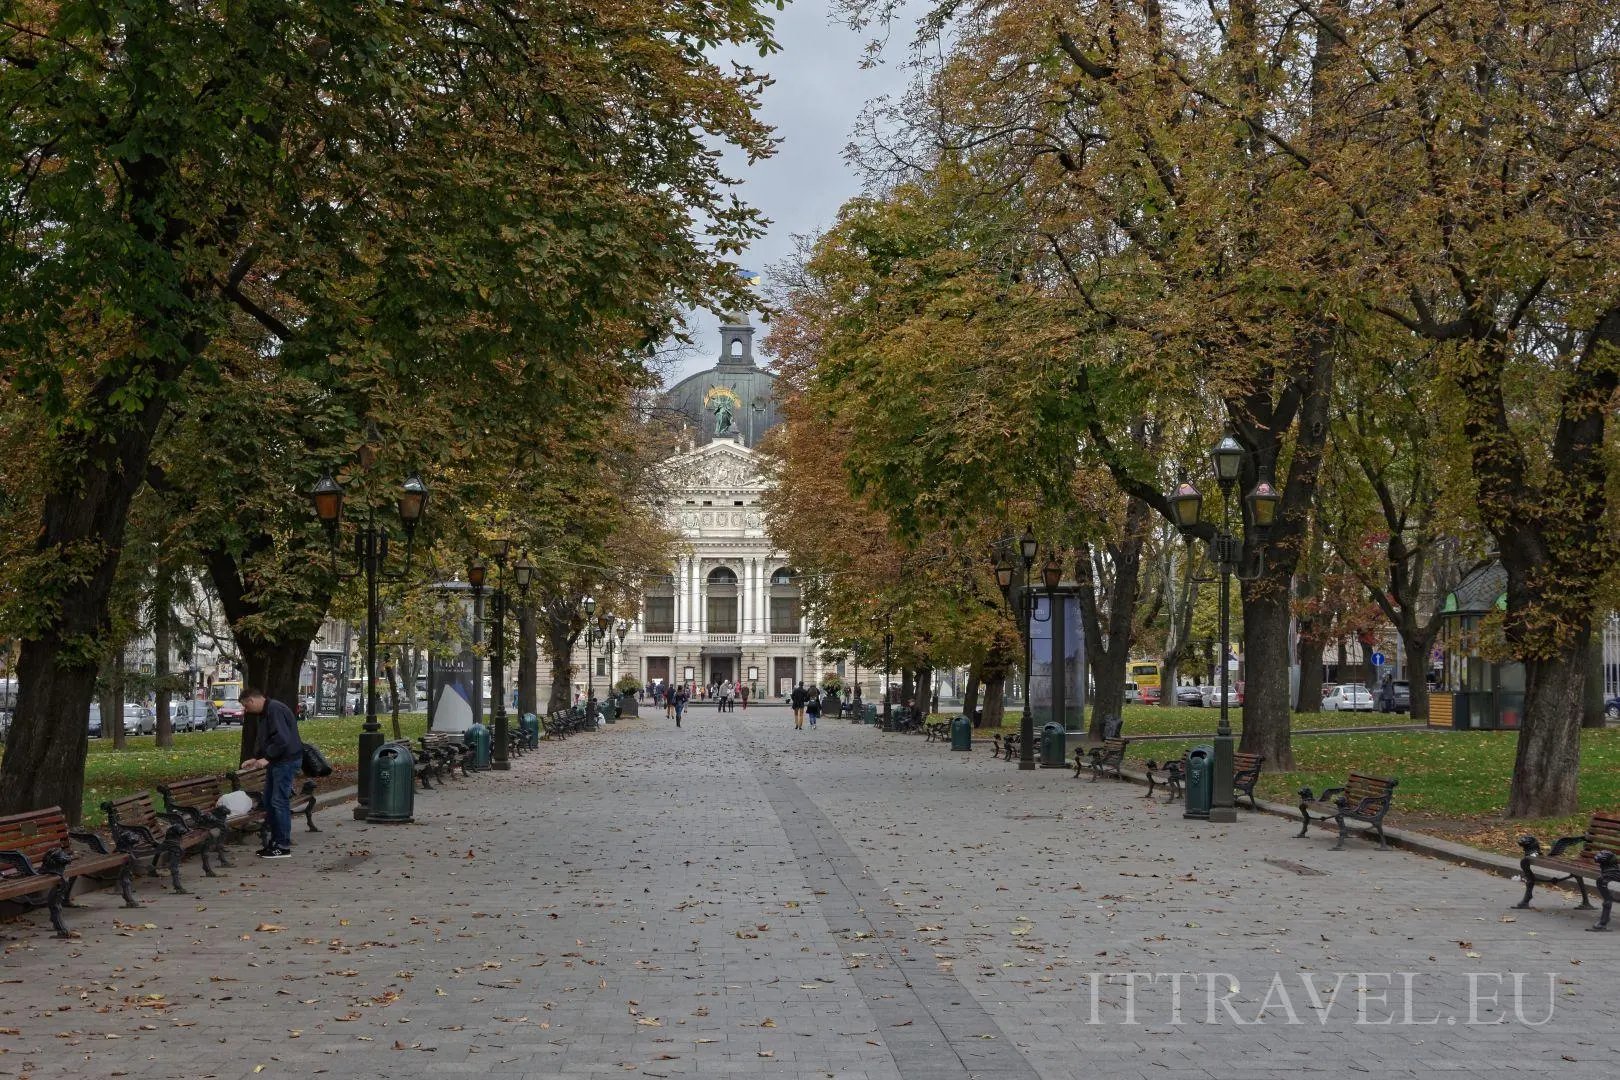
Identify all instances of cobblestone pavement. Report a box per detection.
[1,707,1614,1079]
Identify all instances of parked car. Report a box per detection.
[171,699,217,732]
[1322,684,1376,712]
[87,702,155,737]
[1176,685,1204,706]
[1200,684,1237,708]
[1606,695,1620,722]
[1123,681,1141,704]
[216,696,245,725]
[1140,684,1162,705]
[1377,680,1411,713]
[1320,683,1339,700]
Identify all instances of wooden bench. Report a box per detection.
[0,807,137,936]
[1079,738,1131,781]
[923,721,951,743]
[1144,758,1185,801]
[419,732,474,780]
[1231,752,1264,809]
[102,792,217,893]
[228,766,320,845]
[993,733,1023,761]
[160,774,263,850]
[1515,811,1620,931]
[1297,773,1398,850]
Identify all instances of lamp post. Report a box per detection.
[869,612,894,731]
[467,543,526,771]
[614,621,628,691]
[309,471,428,819]
[994,527,1046,770]
[1167,435,1281,823]
[583,595,598,703]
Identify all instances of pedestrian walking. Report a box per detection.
[790,682,808,730]
[237,688,301,859]
[674,686,688,728]
[665,687,675,719]
[806,692,820,728]
[740,685,748,710]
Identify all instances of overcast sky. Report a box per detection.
[663,1,921,385]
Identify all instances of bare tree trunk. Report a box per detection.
[0,360,176,821]
[1239,583,1294,769]
[518,603,538,717]
[111,652,127,750]
[963,662,981,724]
[1405,634,1433,723]
[385,652,402,740]
[1296,632,1324,714]
[1583,634,1606,730]
[1508,646,1586,817]
[154,574,173,748]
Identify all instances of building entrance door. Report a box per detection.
[709,657,734,686]
[646,656,670,688]
[773,657,797,697]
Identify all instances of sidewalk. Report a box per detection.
[0,707,1612,1078]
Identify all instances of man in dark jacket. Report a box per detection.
[239,689,302,859]
[790,682,809,730]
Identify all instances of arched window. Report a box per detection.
[706,565,739,633]
[769,567,801,634]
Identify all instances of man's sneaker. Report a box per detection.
[257,847,291,859]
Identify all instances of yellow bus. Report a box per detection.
[1128,662,1161,690]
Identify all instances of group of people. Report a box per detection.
[788,682,820,730]
[648,679,749,721]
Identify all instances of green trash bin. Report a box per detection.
[1040,722,1067,768]
[951,714,973,751]
[1183,745,1213,820]
[863,703,878,725]
[367,743,415,824]
[519,713,538,748]
[465,722,491,771]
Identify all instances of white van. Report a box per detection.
[1124,680,1141,704]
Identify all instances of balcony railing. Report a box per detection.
[642,633,674,644]
[771,633,800,645]
[706,633,740,645]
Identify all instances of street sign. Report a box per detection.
[1227,658,1240,671]
[1371,651,1386,667]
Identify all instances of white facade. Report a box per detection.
[546,317,824,703]
[556,435,821,702]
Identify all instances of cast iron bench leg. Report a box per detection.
[1593,853,1618,931]
[1296,805,1312,839]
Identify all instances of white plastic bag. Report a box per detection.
[216,790,254,817]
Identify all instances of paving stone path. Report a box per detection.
[1,706,1614,1079]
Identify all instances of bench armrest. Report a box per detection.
[1548,834,1590,858]
[1338,793,1391,819]
[1299,785,1343,803]
[109,821,161,850]
[0,848,39,876]
[68,830,112,855]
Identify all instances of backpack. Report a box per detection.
[300,742,334,778]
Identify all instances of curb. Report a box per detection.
[1097,763,1523,878]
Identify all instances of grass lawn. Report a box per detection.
[80,713,429,825]
[1126,727,1620,857]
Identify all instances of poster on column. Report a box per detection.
[429,648,478,732]
[314,652,344,715]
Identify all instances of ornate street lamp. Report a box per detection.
[308,469,428,819]
[1167,436,1279,823]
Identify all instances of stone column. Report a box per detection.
[674,556,686,633]
[697,561,706,636]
